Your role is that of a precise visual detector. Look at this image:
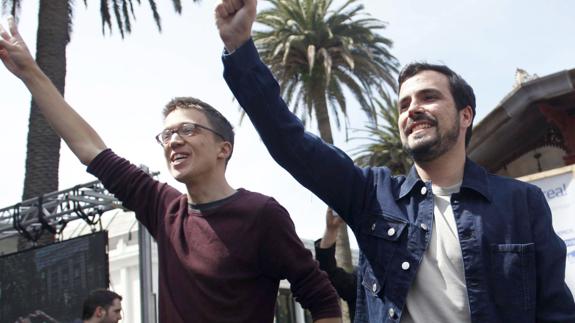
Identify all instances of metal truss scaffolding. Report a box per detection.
[0,180,122,243]
[0,168,159,322]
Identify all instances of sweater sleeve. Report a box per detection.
[86,149,182,238]
[259,199,341,321]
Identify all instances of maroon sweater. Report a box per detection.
[88,149,340,322]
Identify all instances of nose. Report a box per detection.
[167,131,184,147]
[407,101,425,118]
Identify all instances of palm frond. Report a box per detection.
[255,0,399,143]
[1,0,22,18]
[146,0,162,32]
[351,99,412,174]
[96,0,187,38]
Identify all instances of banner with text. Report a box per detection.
[524,167,575,292]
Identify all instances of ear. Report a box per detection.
[217,141,233,161]
[95,306,105,318]
[460,105,474,129]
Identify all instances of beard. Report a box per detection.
[402,115,460,162]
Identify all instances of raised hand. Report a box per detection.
[0,17,37,79]
[325,208,345,233]
[319,207,344,248]
[215,0,257,52]
[0,16,106,165]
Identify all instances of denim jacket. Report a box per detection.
[223,39,575,323]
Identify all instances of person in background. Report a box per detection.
[315,208,357,322]
[81,289,123,323]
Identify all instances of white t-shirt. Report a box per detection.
[402,182,471,323]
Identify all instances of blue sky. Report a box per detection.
[1,0,574,246]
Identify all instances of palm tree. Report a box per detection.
[352,98,412,175]
[254,0,399,276]
[2,0,185,249]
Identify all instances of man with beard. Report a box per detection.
[215,0,575,322]
[81,290,123,323]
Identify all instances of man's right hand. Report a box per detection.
[0,16,39,81]
[0,16,106,165]
[215,0,257,52]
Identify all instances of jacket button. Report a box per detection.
[371,223,377,231]
[387,227,396,236]
[420,186,427,195]
[372,283,378,293]
[388,308,395,318]
[401,261,410,270]
[420,223,428,231]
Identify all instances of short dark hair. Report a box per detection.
[163,97,235,161]
[398,63,476,146]
[81,289,122,319]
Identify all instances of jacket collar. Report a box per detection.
[397,158,491,202]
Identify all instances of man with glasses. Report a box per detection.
[0,18,341,323]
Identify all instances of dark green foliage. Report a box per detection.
[352,98,412,175]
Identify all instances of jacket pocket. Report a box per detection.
[361,214,408,241]
[358,263,388,321]
[359,215,408,290]
[490,243,536,312]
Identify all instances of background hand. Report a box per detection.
[319,207,344,248]
[325,208,345,232]
[0,17,37,79]
[215,0,257,52]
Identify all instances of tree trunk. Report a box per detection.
[18,0,70,250]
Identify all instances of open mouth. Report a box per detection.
[407,121,434,135]
[412,123,431,132]
[171,153,189,164]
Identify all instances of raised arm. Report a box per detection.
[315,208,357,306]
[0,17,106,165]
[215,0,374,229]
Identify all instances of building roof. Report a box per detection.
[469,68,575,172]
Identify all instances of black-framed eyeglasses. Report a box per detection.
[155,122,226,146]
